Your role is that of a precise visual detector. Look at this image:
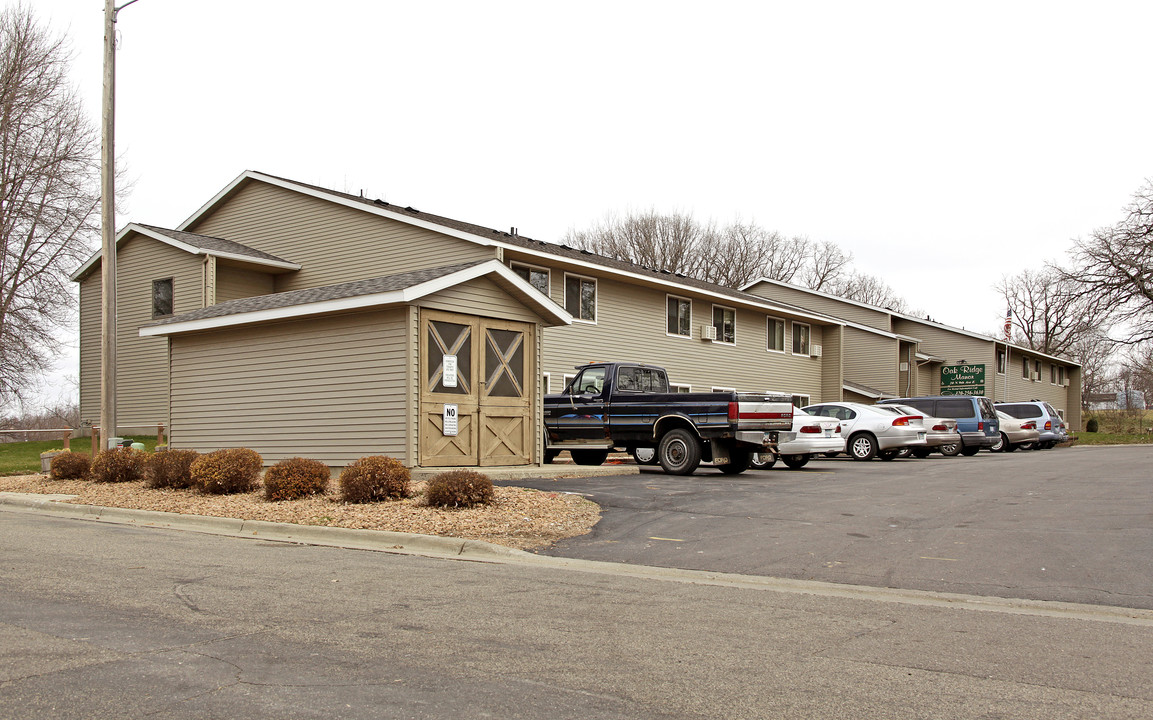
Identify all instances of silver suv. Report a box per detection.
[994,401,1068,449]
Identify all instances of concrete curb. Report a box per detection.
[5,490,1153,627]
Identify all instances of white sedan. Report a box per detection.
[802,401,928,460]
[751,408,844,469]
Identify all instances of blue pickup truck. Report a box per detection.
[544,362,794,475]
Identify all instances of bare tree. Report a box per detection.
[0,5,100,408]
[1068,329,1118,410]
[829,271,911,312]
[799,240,853,291]
[1061,179,1153,345]
[561,210,717,278]
[997,267,1107,357]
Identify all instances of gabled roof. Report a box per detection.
[69,223,301,281]
[139,260,571,337]
[843,380,899,399]
[179,170,844,327]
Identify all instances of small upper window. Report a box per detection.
[666,295,691,337]
[712,306,735,344]
[767,318,785,352]
[152,278,173,318]
[792,322,811,355]
[1022,357,1031,379]
[997,349,1006,375]
[564,273,597,322]
[512,263,550,295]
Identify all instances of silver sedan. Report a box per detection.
[803,402,927,460]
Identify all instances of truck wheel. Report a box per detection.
[848,433,877,460]
[750,452,776,469]
[570,449,608,466]
[716,449,751,475]
[781,454,809,469]
[630,447,658,466]
[657,429,701,475]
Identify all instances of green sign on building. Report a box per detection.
[940,363,986,396]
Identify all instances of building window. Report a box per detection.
[670,383,692,393]
[542,372,551,394]
[1035,360,1042,381]
[792,322,811,355]
[152,278,174,318]
[712,386,736,392]
[791,394,810,407]
[564,273,597,322]
[1058,366,1067,385]
[512,263,550,295]
[666,295,692,337]
[1022,357,1031,379]
[1050,364,1058,384]
[712,305,735,344]
[997,349,1006,375]
[767,318,785,352]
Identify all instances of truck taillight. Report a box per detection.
[728,402,738,421]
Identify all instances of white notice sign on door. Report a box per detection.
[442,355,457,388]
[443,404,458,436]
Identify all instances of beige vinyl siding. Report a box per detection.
[745,281,892,331]
[820,325,844,402]
[108,235,205,431]
[1003,347,1080,425]
[78,275,102,425]
[187,182,494,290]
[416,276,547,324]
[539,274,829,401]
[215,264,275,303]
[169,309,408,467]
[843,327,899,396]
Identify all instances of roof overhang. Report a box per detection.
[70,222,302,281]
[140,260,570,337]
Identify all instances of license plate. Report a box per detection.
[918,432,926,440]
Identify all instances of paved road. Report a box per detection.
[3,511,1153,719]
[506,445,1153,609]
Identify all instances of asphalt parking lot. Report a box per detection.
[499,445,1153,610]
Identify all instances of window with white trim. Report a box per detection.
[792,322,811,355]
[712,386,736,393]
[666,295,692,337]
[564,273,597,322]
[1022,357,1031,379]
[512,262,550,295]
[1050,364,1058,384]
[712,305,735,344]
[767,317,785,352]
[1034,360,1042,381]
[670,383,692,393]
[997,350,1006,375]
[791,394,810,408]
[542,372,551,394]
[562,374,576,392]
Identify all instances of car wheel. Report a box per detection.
[895,447,912,458]
[848,433,877,460]
[716,448,752,475]
[750,452,776,469]
[630,447,658,466]
[879,449,898,461]
[570,449,608,466]
[1039,441,1055,450]
[990,433,1005,452]
[1002,438,1017,453]
[1018,441,1035,451]
[938,442,960,456]
[657,429,702,475]
[960,444,981,456]
[781,454,809,469]
[912,447,932,458]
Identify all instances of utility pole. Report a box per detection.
[100,0,140,450]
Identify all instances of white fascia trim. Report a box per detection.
[69,222,301,280]
[188,172,836,325]
[140,260,569,337]
[898,315,1080,368]
[178,171,502,250]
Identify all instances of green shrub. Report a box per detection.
[1086,417,1099,433]
[191,448,263,495]
[425,470,495,508]
[263,457,330,501]
[339,455,410,504]
[145,449,200,489]
[49,451,91,480]
[90,448,147,483]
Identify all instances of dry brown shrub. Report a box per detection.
[49,451,91,480]
[90,448,146,483]
[263,457,330,501]
[144,449,201,489]
[339,455,410,504]
[425,470,495,508]
[190,448,263,495]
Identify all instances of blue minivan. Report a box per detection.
[878,395,999,456]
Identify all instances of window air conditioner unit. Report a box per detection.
[899,361,909,372]
[1030,372,1040,381]
[809,344,823,358]
[1062,379,1071,387]
[701,325,717,341]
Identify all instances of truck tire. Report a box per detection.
[657,429,701,475]
[781,454,809,469]
[570,449,608,466]
[716,448,751,475]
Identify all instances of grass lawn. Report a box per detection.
[1073,409,1153,446]
[0,436,159,476]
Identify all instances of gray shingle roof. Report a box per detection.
[135,224,295,265]
[144,260,488,328]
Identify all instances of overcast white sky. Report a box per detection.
[26,0,1153,407]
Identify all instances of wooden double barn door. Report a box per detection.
[419,310,535,467]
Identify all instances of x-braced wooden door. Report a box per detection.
[419,310,535,467]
